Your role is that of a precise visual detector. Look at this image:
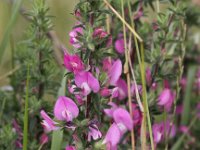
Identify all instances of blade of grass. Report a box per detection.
[23,63,30,150]
[181,66,197,125]
[140,43,154,150]
[50,71,66,150]
[0,0,24,64]
[0,98,6,122]
[171,116,197,150]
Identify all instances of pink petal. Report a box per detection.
[115,38,125,54]
[87,72,100,93]
[109,59,122,85]
[103,123,121,147]
[104,102,118,118]
[40,110,58,132]
[88,124,102,141]
[113,108,133,131]
[54,96,79,122]
[75,71,100,94]
[115,79,128,100]
[65,146,76,150]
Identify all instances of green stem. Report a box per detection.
[140,43,155,150]
[156,0,160,13]
[23,64,30,150]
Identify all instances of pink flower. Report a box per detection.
[54,96,79,122]
[113,108,133,133]
[158,88,175,111]
[40,110,59,132]
[104,102,118,117]
[40,133,48,145]
[100,88,111,97]
[69,26,83,48]
[115,38,124,54]
[103,123,121,150]
[111,79,127,100]
[93,28,112,47]
[88,124,102,141]
[102,58,112,72]
[64,53,84,73]
[103,108,133,149]
[131,84,142,97]
[65,146,76,150]
[132,103,142,126]
[108,59,122,86]
[75,71,100,96]
[152,120,176,144]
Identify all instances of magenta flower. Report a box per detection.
[158,88,175,111]
[115,38,124,54]
[88,124,102,141]
[64,53,84,73]
[69,26,83,48]
[54,96,79,122]
[103,123,121,150]
[75,71,100,96]
[40,110,59,132]
[65,146,76,150]
[111,79,127,100]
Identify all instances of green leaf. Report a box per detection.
[51,71,66,150]
[0,0,24,64]
[51,130,64,150]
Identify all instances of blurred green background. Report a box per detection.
[0,0,77,86]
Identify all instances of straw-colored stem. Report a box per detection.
[121,0,135,149]
[156,0,160,13]
[103,0,143,42]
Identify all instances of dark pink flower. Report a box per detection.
[64,53,84,73]
[65,145,76,150]
[40,110,59,132]
[100,88,111,97]
[93,28,112,47]
[114,38,124,54]
[132,103,142,126]
[40,133,49,145]
[88,124,102,141]
[102,58,112,72]
[69,26,83,48]
[158,88,175,111]
[54,96,79,122]
[75,71,100,96]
